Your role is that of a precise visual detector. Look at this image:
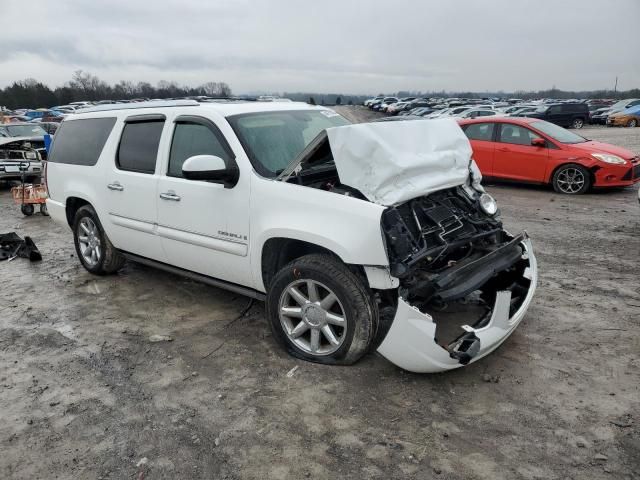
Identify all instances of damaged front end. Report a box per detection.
[377,186,537,372]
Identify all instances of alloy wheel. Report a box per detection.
[556,167,585,194]
[278,279,347,356]
[77,217,102,267]
[572,118,584,129]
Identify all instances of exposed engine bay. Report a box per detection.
[380,186,532,363]
[0,138,47,161]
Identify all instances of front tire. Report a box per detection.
[552,164,591,194]
[73,205,125,275]
[627,119,638,128]
[266,254,376,365]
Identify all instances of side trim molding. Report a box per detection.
[121,251,266,301]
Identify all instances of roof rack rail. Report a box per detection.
[77,99,200,113]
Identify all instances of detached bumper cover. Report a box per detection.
[377,237,537,373]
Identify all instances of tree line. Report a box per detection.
[0,70,232,109]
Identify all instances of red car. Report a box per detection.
[459,117,640,194]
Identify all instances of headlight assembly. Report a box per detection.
[479,193,498,216]
[592,153,626,165]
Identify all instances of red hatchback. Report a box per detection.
[459,117,640,194]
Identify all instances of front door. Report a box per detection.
[156,115,252,287]
[492,123,548,182]
[105,115,166,261]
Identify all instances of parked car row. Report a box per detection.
[364,95,640,129]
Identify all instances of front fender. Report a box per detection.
[250,176,389,291]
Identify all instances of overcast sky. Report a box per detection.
[1,0,638,94]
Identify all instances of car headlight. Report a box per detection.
[25,151,37,159]
[479,193,498,215]
[592,153,627,165]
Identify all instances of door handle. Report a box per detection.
[497,147,510,152]
[107,182,124,191]
[159,191,181,201]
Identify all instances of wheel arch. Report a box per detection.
[549,162,596,191]
[261,237,348,291]
[65,196,94,227]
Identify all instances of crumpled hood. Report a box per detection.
[569,140,636,160]
[325,119,473,206]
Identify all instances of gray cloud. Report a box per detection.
[1,0,639,93]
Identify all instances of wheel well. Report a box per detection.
[65,197,91,226]
[549,163,597,187]
[261,238,337,290]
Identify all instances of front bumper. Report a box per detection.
[377,237,537,373]
[594,159,640,187]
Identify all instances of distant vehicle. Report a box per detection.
[386,98,417,115]
[607,105,640,128]
[515,103,589,129]
[38,122,59,135]
[507,106,538,116]
[0,123,47,138]
[364,96,384,107]
[454,108,500,119]
[373,97,399,111]
[606,98,640,115]
[424,106,470,118]
[459,117,640,194]
[590,107,611,125]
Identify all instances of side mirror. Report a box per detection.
[531,138,546,148]
[182,155,239,188]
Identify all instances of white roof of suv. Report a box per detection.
[74,99,324,118]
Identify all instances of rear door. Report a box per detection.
[492,123,549,182]
[156,114,252,287]
[462,122,496,176]
[105,114,166,261]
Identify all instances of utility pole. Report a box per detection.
[614,76,618,93]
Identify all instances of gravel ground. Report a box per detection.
[1,108,639,479]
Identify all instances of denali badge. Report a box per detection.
[218,230,247,241]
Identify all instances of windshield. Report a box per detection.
[610,99,633,109]
[6,125,47,137]
[531,120,587,144]
[227,109,350,177]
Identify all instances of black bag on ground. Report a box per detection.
[0,232,42,261]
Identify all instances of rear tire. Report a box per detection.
[40,203,49,216]
[266,254,376,365]
[552,164,591,194]
[73,205,125,275]
[627,119,638,128]
[571,118,584,129]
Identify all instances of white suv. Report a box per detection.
[45,100,537,373]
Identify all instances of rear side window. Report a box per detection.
[48,117,116,166]
[464,123,494,141]
[117,120,164,174]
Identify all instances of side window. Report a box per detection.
[463,123,495,141]
[48,117,117,166]
[629,100,640,107]
[547,106,561,114]
[168,120,232,178]
[117,120,164,174]
[498,124,542,146]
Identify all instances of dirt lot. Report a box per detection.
[1,109,639,479]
